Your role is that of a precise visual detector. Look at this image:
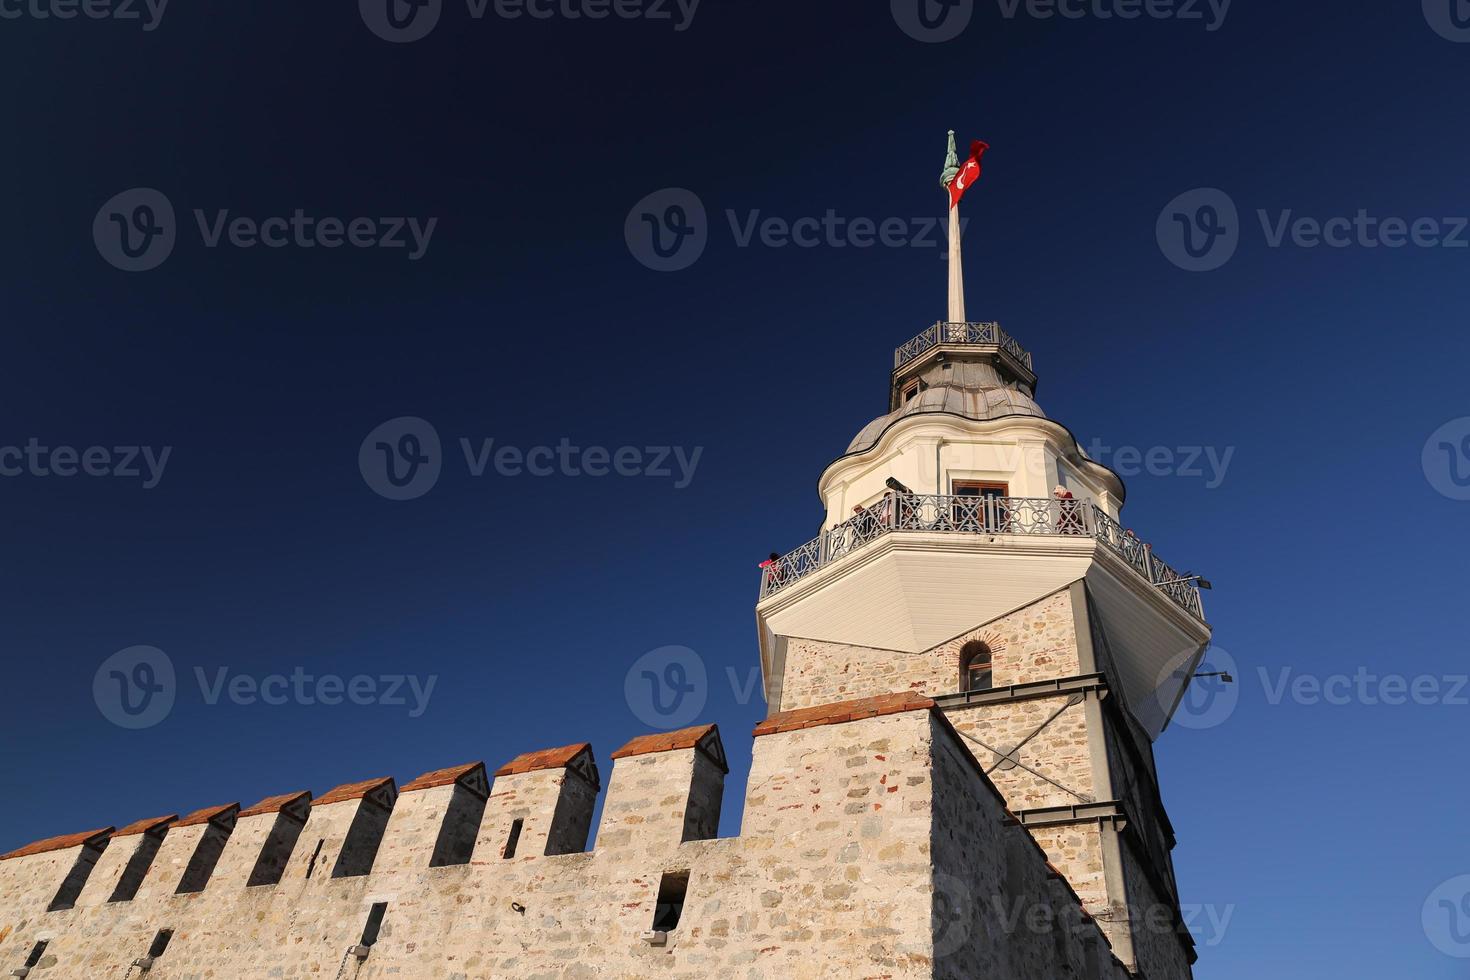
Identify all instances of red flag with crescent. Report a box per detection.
[948,140,990,208]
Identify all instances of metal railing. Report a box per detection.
[894,321,1035,371]
[758,493,1204,620]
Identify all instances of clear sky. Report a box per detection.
[2,2,1468,977]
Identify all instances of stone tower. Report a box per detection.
[756,320,1213,977]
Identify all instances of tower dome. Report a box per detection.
[846,356,1047,455]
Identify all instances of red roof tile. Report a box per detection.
[0,827,113,861]
[611,724,718,760]
[175,803,240,828]
[753,692,936,737]
[494,743,591,777]
[316,777,394,806]
[402,762,485,793]
[114,815,178,838]
[239,792,312,819]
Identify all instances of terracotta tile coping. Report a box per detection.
[402,762,485,793]
[0,827,113,861]
[316,777,394,806]
[753,692,936,736]
[494,743,591,777]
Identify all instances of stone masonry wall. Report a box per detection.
[777,587,1081,712]
[0,699,1139,980]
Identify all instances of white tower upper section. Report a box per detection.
[820,321,1125,528]
[756,320,1212,740]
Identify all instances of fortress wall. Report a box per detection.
[0,697,1142,979]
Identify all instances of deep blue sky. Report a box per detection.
[3,2,1469,977]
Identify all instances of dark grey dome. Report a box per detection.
[846,360,1046,454]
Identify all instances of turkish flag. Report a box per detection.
[948,140,990,208]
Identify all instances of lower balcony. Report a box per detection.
[760,493,1205,621]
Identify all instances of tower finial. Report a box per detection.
[940,133,991,324]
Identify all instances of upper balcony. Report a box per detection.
[893,321,1037,389]
[758,492,1205,622]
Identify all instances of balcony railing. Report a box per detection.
[758,493,1204,620]
[894,321,1035,372]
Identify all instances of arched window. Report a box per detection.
[959,641,992,693]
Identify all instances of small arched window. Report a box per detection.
[959,641,993,693]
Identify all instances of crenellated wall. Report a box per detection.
[0,695,1140,980]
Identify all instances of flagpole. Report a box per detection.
[948,202,965,324]
[939,130,966,324]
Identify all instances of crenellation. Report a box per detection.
[599,724,728,851]
[73,815,176,907]
[377,761,488,873]
[129,802,237,901]
[485,742,600,861]
[292,777,397,885]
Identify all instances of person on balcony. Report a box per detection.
[1053,484,1083,534]
[759,552,783,590]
